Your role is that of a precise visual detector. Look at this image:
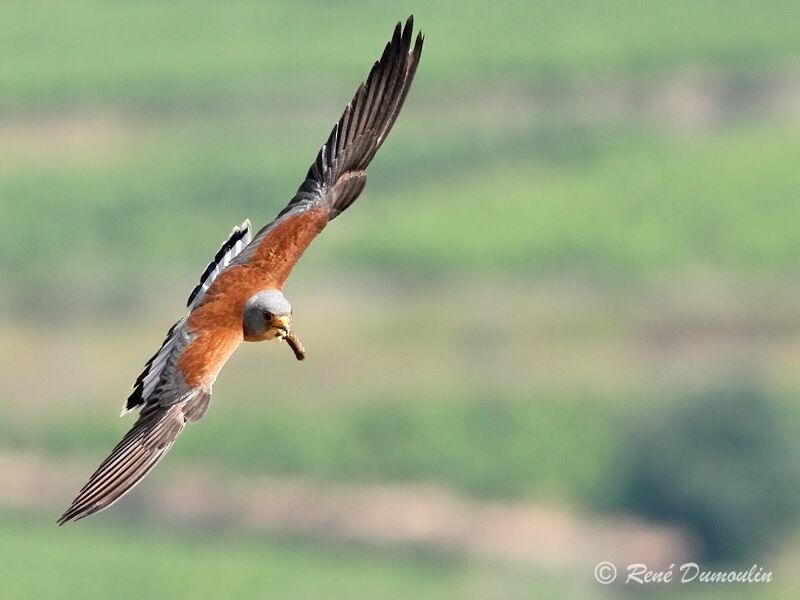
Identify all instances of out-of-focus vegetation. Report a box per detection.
[0,513,574,600]
[2,1,800,598]
[620,385,800,562]
[6,122,800,285]
[0,393,621,504]
[2,1,800,111]
[3,2,800,288]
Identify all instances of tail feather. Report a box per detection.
[58,405,186,524]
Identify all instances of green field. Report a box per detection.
[2,1,800,598]
[7,121,800,285]
[0,513,566,600]
[1,392,622,504]
[3,1,800,111]
[3,2,800,289]
[0,514,792,600]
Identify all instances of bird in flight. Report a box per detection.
[59,16,423,524]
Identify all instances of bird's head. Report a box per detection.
[243,289,292,342]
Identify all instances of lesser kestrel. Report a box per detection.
[59,16,423,524]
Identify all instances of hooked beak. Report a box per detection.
[271,315,291,338]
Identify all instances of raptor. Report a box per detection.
[59,16,423,524]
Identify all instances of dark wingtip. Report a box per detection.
[402,16,413,45]
[57,501,92,525]
[56,508,81,525]
[401,16,423,57]
[287,14,423,222]
[391,20,402,45]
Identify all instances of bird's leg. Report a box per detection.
[284,330,306,361]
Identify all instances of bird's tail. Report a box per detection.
[57,404,186,524]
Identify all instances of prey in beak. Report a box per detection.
[269,314,306,361]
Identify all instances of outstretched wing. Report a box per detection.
[124,220,252,415]
[60,221,250,523]
[59,324,241,524]
[187,220,251,309]
[57,394,203,524]
[232,16,423,289]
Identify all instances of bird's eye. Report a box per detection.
[264,311,273,321]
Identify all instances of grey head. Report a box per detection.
[243,289,293,341]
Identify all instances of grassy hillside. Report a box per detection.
[3,1,800,111]
[0,513,563,600]
[3,1,800,291]
[2,3,799,598]
[0,513,793,600]
[5,119,800,287]
[0,393,622,505]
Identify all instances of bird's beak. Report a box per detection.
[271,315,291,338]
[269,315,305,360]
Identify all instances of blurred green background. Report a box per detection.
[2,1,800,598]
